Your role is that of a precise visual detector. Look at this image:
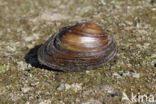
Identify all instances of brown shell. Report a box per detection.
[38,22,117,72]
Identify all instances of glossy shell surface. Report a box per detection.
[38,22,117,72]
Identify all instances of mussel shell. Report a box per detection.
[38,22,117,72]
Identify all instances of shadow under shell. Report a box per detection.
[24,45,63,72]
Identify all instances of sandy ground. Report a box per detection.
[0,0,156,104]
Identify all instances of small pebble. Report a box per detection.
[39,99,51,104]
[56,83,82,92]
[17,61,27,70]
[25,37,33,42]
[111,93,119,97]
[25,101,30,104]
[11,95,20,102]
[132,73,140,78]
[123,71,130,76]
[86,70,90,74]
[99,85,115,94]
[65,83,82,92]
[30,82,40,87]
[82,98,102,104]
[56,84,65,91]
[21,87,32,93]
[113,72,122,79]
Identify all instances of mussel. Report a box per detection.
[38,22,117,72]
